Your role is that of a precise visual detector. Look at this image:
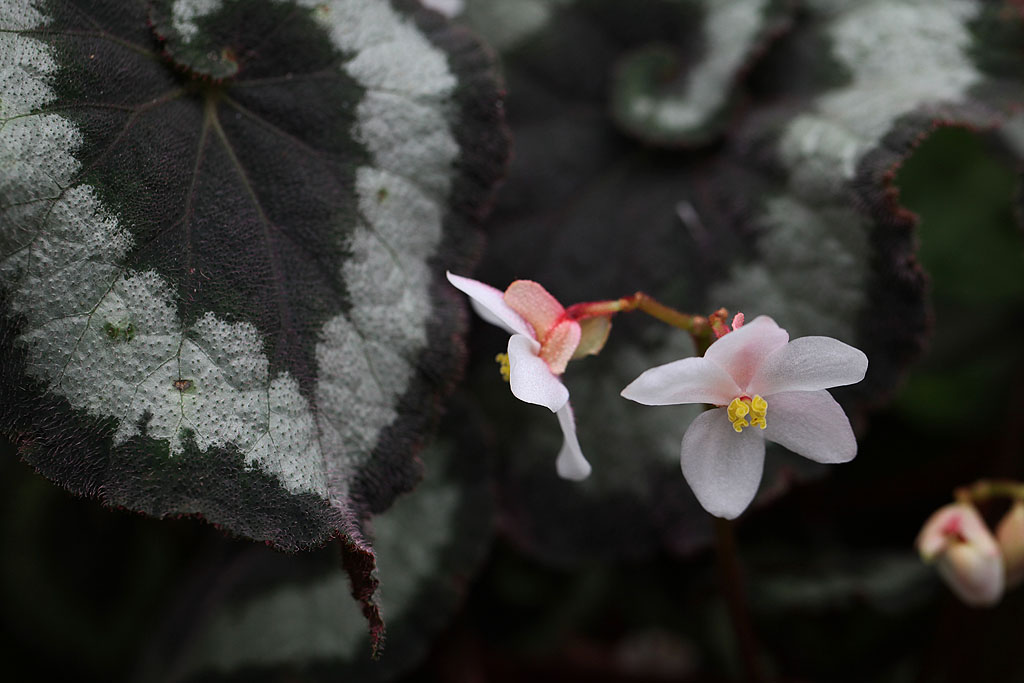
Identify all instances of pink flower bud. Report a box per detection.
[916,503,1005,606]
[996,500,1024,589]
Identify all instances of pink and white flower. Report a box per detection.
[917,502,1005,606]
[621,315,867,519]
[447,272,592,481]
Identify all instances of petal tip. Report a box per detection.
[556,454,592,481]
[701,501,745,520]
[620,373,655,404]
[555,404,591,480]
[836,444,858,464]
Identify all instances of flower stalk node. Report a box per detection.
[708,308,733,338]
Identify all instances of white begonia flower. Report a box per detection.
[917,502,1005,606]
[621,316,867,519]
[447,272,592,481]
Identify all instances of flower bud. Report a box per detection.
[916,502,1005,606]
[996,500,1024,589]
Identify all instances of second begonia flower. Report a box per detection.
[621,315,867,519]
[447,272,592,480]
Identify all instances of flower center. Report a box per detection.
[495,353,511,382]
[727,395,767,433]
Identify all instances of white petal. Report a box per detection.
[508,334,569,412]
[748,336,868,396]
[762,390,856,464]
[680,408,766,519]
[446,272,534,338]
[555,403,591,481]
[621,356,740,406]
[704,315,789,389]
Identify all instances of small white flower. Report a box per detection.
[447,272,592,481]
[621,315,867,518]
[918,502,1005,606]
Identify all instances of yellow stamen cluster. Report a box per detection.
[727,395,767,433]
[495,353,511,382]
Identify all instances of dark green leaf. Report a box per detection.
[0,0,507,644]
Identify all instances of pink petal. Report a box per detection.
[621,356,741,406]
[447,272,533,338]
[704,315,789,389]
[504,280,566,340]
[747,336,868,397]
[539,319,582,375]
[680,408,766,519]
[555,403,592,481]
[917,503,999,560]
[761,390,856,464]
[507,334,569,412]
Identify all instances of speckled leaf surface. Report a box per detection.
[458,0,1024,562]
[0,0,506,644]
[138,414,494,682]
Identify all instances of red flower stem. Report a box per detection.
[565,293,723,351]
[713,517,766,683]
[954,479,1024,504]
